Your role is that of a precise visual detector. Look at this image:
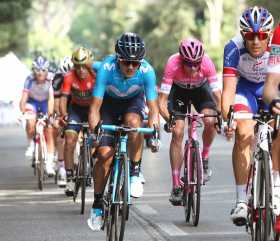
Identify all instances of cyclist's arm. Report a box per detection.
[89,97,103,131]
[264,73,280,104]
[222,41,239,120]
[47,87,54,116]
[222,76,237,120]
[19,91,28,113]
[59,96,68,117]
[158,92,169,122]
[146,99,160,128]
[212,90,222,112]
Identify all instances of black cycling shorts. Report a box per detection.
[168,82,217,119]
[99,93,145,147]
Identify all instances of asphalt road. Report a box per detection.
[0,126,250,241]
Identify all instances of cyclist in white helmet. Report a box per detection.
[51,56,73,187]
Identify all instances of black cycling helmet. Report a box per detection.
[115,32,145,61]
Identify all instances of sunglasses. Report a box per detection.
[33,68,48,73]
[243,32,269,41]
[183,60,201,68]
[119,59,141,67]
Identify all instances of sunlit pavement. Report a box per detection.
[0,126,249,241]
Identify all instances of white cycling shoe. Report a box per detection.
[139,171,146,184]
[87,208,103,231]
[230,202,248,226]
[45,161,55,176]
[130,175,144,198]
[25,144,35,158]
[57,166,67,187]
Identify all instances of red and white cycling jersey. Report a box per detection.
[159,53,220,94]
[268,24,280,73]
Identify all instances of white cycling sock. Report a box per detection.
[47,153,55,163]
[236,185,247,203]
[273,170,280,187]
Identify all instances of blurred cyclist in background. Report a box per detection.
[19,56,56,176]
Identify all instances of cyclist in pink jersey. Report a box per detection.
[158,38,221,205]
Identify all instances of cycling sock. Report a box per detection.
[93,193,103,209]
[172,169,180,188]
[236,185,247,203]
[202,145,210,160]
[58,160,64,168]
[130,159,141,176]
[66,169,73,181]
[273,170,280,186]
[47,153,55,162]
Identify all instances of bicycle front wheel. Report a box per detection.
[36,141,44,191]
[255,150,272,241]
[107,154,129,241]
[190,141,201,226]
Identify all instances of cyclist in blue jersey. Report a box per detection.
[87,32,160,231]
[222,6,277,226]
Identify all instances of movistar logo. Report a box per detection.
[271,46,280,56]
[103,63,115,71]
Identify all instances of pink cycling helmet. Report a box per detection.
[179,38,205,63]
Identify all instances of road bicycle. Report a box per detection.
[66,121,94,215]
[166,100,221,226]
[99,124,159,241]
[227,105,279,241]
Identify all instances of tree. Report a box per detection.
[0,0,32,55]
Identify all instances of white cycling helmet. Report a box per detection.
[60,56,73,74]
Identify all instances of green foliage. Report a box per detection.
[0,0,32,55]
[247,1,280,23]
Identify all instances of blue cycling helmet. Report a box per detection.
[32,56,49,71]
[240,6,274,33]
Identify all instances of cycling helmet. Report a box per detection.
[179,38,204,63]
[240,6,274,33]
[115,32,145,61]
[60,56,73,74]
[32,56,49,71]
[71,47,93,65]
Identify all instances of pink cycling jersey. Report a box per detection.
[159,53,220,94]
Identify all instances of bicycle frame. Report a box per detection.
[101,125,155,205]
[185,114,204,186]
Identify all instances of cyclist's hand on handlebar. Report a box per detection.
[148,138,161,153]
[223,120,236,140]
[59,115,68,127]
[270,99,280,115]
[164,113,176,133]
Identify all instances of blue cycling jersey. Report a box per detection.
[92,55,157,101]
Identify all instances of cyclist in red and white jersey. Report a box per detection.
[222,6,276,226]
[158,38,221,205]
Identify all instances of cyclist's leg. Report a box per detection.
[123,93,146,198]
[168,84,187,204]
[64,105,82,194]
[89,98,116,231]
[230,82,256,225]
[24,101,37,157]
[39,100,56,175]
[192,82,218,180]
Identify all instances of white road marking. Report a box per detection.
[135,204,158,215]
[156,222,188,236]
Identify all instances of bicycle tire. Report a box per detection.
[191,141,201,226]
[106,154,129,241]
[254,150,272,241]
[80,144,88,215]
[37,141,44,191]
[73,160,81,203]
[183,141,191,223]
